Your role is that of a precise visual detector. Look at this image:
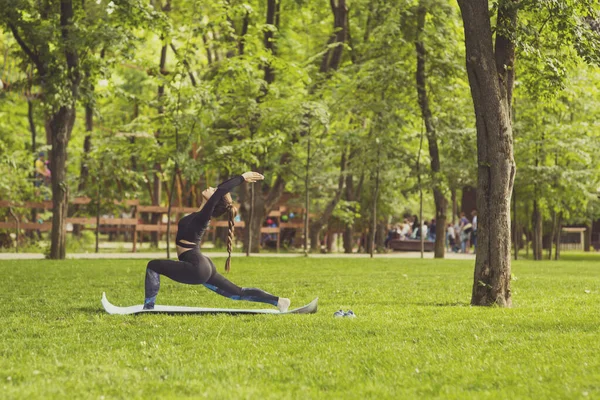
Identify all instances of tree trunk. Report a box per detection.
[549,210,556,260]
[415,2,446,258]
[371,146,380,259]
[343,226,354,253]
[309,150,347,252]
[343,173,355,253]
[304,125,311,254]
[458,0,517,307]
[451,188,457,224]
[73,102,93,236]
[321,0,348,72]
[554,212,562,260]
[263,0,280,84]
[376,221,386,250]
[48,0,80,259]
[48,107,76,259]
[532,199,543,260]
[241,184,265,253]
[584,220,592,252]
[513,189,518,260]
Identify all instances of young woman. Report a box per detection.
[143,171,291,312]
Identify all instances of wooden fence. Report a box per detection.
[0,198,306,252]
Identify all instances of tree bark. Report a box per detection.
[458,0,517,307]
[584,220,592,252]
[415,2,447,258]
[549,210,556,260]
[73,101,93,236]
[47,107,75,259]
[342,173,355,253]
[532,199,543,260]
[320,0,348,73]
[554,212,562,260]
[263,0,280,84]
[309,151,346,252]
[451,187,457,224]
[371,145,380,258]
[48,0,80,259]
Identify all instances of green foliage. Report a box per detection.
[1,0,600,252]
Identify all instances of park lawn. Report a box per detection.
[1,256,600,399]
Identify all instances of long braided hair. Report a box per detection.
[212,193,237,273]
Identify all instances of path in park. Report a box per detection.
[0,251,476,260]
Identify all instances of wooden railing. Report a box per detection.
[0,198,306,252]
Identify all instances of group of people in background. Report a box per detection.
[385,210,478,254]
[446,210,477,253]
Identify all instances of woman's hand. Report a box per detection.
[242,172,265,183]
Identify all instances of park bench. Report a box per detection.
[388,238,434,252]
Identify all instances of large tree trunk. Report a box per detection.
[48,107,76,259]
[48,0,80,259]
[458,0,517,307]
[415,2,447,258]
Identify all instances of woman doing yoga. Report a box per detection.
[143,171,291,312]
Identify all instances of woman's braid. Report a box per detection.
[225,204,237,273]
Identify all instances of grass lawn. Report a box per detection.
[2,255,600,399]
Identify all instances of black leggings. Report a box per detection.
[145,249,279,306]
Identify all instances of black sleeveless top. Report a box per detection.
[175,175,244,248]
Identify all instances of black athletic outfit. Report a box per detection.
[144,175,279,308]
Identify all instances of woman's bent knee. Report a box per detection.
[147,260,162,272]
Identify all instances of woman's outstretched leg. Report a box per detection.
[204,272,290,311]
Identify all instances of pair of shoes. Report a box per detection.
[333,309,357,318]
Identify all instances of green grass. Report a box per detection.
[2,256,600,399]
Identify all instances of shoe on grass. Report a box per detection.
[345,310,357,318]
[333,309,345,318]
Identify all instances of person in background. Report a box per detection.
[411,215,420,238]
[401,218,412,238]
[447,223,457,252]
[421,221,429,240]
[35,152,51,187]
[429,218,436,241]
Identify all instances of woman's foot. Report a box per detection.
[277,297,291,313]
[143,296,156,310]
